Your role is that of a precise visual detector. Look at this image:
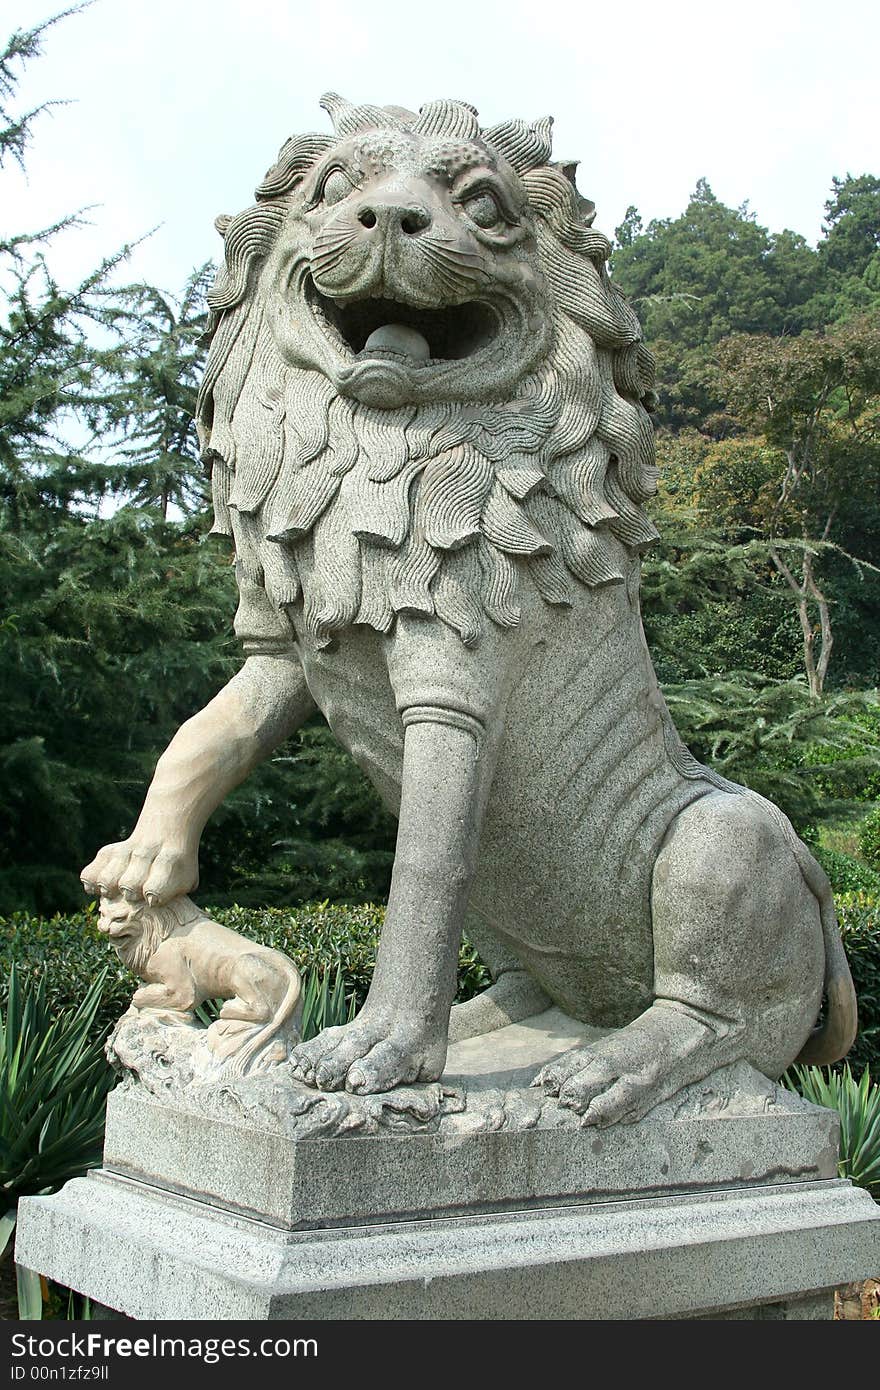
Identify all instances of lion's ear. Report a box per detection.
[214,214,233,239]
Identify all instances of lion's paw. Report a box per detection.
[534,1004,729,1127]
[82,835,198,905]
[289,1015,445,1094]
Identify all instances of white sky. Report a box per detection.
[4,0,880,295]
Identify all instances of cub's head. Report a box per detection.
[97,893,201,977]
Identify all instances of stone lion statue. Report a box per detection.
[97,893,301,1076]
[82,94,856,1125]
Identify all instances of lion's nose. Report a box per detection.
[357,202,432,235]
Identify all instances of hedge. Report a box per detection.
[837,891,880,1073]
[1,895,877,1073]
[0,902,491,1039]
[812,845,880,895]
[858,805,880,873]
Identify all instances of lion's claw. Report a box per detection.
[536,1006,725,1127]
[290,1014,445,1094]
[81,836,198,905]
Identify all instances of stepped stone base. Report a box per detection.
[16,1010,880,1320]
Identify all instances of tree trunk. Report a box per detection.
[769,546,833,698]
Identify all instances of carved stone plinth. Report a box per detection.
[16,1012,880,1320]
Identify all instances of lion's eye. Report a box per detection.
[462,191,502,229]
[321,169,355,206]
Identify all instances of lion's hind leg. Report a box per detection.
[207,954,298,1066]
[536,790,825,1125]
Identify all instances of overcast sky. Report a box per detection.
[5,0,880,296]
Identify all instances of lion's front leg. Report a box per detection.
[290,711,496,1093]
[81,654,314,905]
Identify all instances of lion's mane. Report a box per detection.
[105,896,202,977]
[196,96,659,648]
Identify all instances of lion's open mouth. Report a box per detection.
[305,278,500,365]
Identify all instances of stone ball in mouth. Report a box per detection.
[363,323,430,362]
[307,279,500,367]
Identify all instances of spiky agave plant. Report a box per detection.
[785,1063,880,1197]
[1,964,114,1317]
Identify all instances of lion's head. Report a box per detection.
[97,893,201,977]
[197,96,660,648]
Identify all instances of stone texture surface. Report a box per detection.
[77,94,855,1122]
[30,92,872,1326]
[99,1009,840,1229]
[16,1173,878,1321]
[97,894,302,1080]
[16,1009,880,1319]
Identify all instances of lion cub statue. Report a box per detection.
[83,94,856,1126]
[97,893,301,1079]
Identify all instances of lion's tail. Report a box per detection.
[792,840,857,1066]
[222,960,302,1079]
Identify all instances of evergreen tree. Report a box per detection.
[101,269,215,517]
[611,180,825,427]
[0,10,235,910]
[821,174,880,280]
[808,174,880,325]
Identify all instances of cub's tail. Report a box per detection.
[219,957,302,1079]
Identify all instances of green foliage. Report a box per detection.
[662,673,880,831]
[0,8,89,174]
[0,963,113,1205]
[16,1265,42,1320]
[299,963,357,1040]
[0,902,492,1041]
[99,270,215,518]
[199,722,396,909]
[785,1063,880,1197]
[836,892,880,1073]
[715,315,880,522]
[0,8,237,914]
[646,425,880,695]
[0,510,240,913]
[612,174,880,429]
[858,806,880,871]
[812,848,880,895]
[611,180,824,427]
[814,175,880,323]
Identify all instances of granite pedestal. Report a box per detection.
[15,1010,880,1320]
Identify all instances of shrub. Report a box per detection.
[858,805,880,873]
[836,892,880,1073]
[1,965,115,1319]
[813,846,880,895]
[0,965,113,1204]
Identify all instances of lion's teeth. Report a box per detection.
[364,324,430,361]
